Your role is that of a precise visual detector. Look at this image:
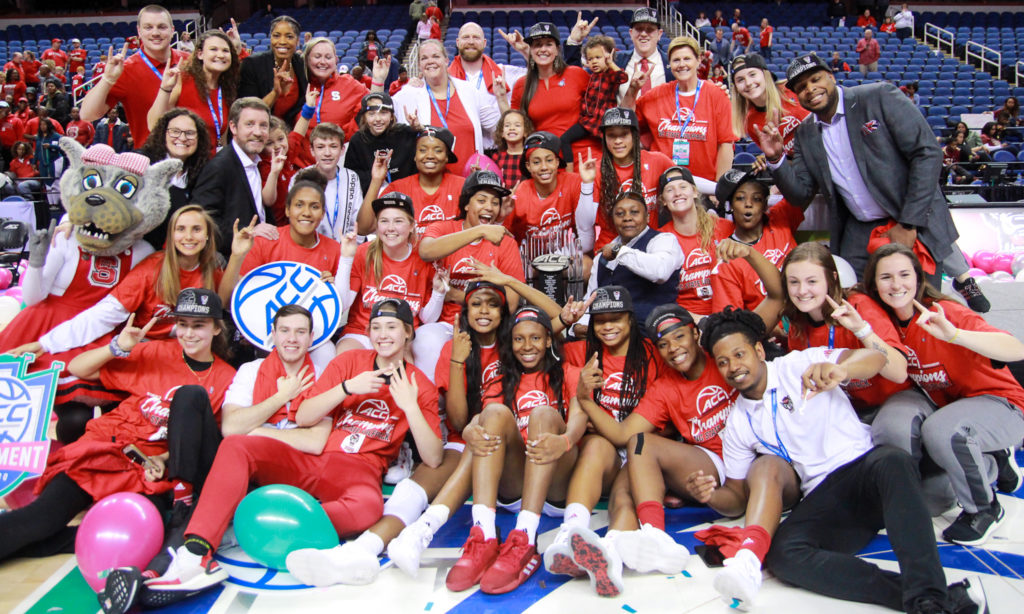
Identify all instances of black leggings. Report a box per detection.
[0,472,91,561]
[560,123,590,165]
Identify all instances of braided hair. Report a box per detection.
[585,312,652,420]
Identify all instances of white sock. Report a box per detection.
[353,531,385,556]
[515,510,541,544]
[421,504,450,534]
[563,503,590,530]
[472,504,496,540]
[604,529,623,543]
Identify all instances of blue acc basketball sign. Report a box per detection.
[231,261,342,351]
[0,354,61,497]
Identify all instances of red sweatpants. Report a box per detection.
[186,435,384,548]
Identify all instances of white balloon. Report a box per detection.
[0,295,22,331]
[832,255,858,288]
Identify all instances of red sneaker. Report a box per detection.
[445,526,500,592]
[480,529,541,594]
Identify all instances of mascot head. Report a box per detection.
[59,137,182,256]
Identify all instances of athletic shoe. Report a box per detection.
[480,529,540,594]
[613,524,690,574]
[567,526,624,598]
[97,567,143,614]
[143,546,227,603]
[942,498,1005,546]
[991,448,1022,494]
[713,548,763,612]
[948,575,989,614]
[953,277,990,313]
[384,441,414,485]
[445,526,500,592]
[285,541,380,587]
[388,520,435,577]
[543,525,586,578]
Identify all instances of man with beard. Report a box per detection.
[448,22,526,105]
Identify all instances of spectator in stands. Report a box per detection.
[34,117,61,193]
[178,30,195,54]
[856,10,877,29]
[730,23,753,60]
[14,97,34,124]
[636,36,735,183]
[24,107,64,143]
[900,81,920,105]
[5,140,41,202]
[942,133,974,185]
[709,28,731,69]
[21,50,41,90]
[68,39,87,76]
[350,65,372,89]
[3,69,26,103]
[390,66,409,96]
[53,66,68,87]
[894,3,915,40]
[80,4,188,145]
[92,54,107,80]
[238,15,307,127]
[4,52,23,76]
[70,67,87,97]
[694,12,710,28]
[41,38,68,71]
[42,79,70,127]
[758,53,988,314]
[997,96,1020,127]
[409,0,426,32]
[759,18,774,60]
[92,105,131,152]
[450,22,526,106]
[394,38,504,174]
[731,8,746,27]
[148,31,240,154]
[880,16,896,34]
[856,29,881,76]
[416,14,431,44]
[829,51,851,73]
[710,10,727,28]
[65,107,94,147]
[358,31,389,73]
[0,100,24,165]
[951,121,988,161]
[980,121,1016,155]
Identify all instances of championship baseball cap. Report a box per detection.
[369,298,414,326]
[590,285,634,314]
[464,280,507,306]
[417,125,458,164]
[512,305,554,334]
[520,131,566,178]
[645,304,696,341]
[525,22,560,44]
[371,191,415,219]
[785,53,830,91]
[600,107,638,131]
[169,288,224,319]
[730,53,773,84]
[630,7,659,27]
[658,165,696,194]
[462,169,511,199]
[715,167,772,205]
[357,92,393,122]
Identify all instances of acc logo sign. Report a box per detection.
[356,399,392,421]
[380,274,408,295]
[482,359,502,386]
[696,386,730,416]
[517,389,551,411]
[686,248,713,268]
[0,354,62,497]
[232,261,341,351]
[419,205,446,224]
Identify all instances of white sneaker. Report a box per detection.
[285,541,380,587]
[567,526,624,598]
[387,520,434,578]
[542,525,585,577]
[613,524,690,574]
[144,545,227,593]
[384,441,414,485]
[713,548,763,611]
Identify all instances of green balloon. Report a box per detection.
[233,484,339,570]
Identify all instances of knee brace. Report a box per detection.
[382,478,429,526]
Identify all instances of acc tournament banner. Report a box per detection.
[232,261,342,351]
[0,353,62,497]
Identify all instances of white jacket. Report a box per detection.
[392,75,501,156]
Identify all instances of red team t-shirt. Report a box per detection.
[428,89,475,176]
[506,171,582,241]
[744,91,810,158]
[240,226,341,277]
[788,293,911,411]
[593,150,675,250]
[711,201,804,312]
[311,350,441,475]
[562,343,658,424]
[105,49,188,144]
[484,370,574,439]
[343,242,436,334]
[660,217,734,315]
[435,340,502,445]
[423,219,525,324]
[634,361,737,456]
[511,66,600,161]
[896,300,1024,412]
[636,80,736,182]
[383,173,465,234]
[176,75,230,155]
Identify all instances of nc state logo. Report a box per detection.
[686,248,713,268]
[696,386,729,416]
[380,274,407,294]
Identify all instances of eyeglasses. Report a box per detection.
[168,128,198,141]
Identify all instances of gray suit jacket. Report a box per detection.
[770,82,957,263]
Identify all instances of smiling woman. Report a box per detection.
[239,15,309,125]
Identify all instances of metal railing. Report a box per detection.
[923,22,955,58]
[1015,60,1024,88]
[406,39,421,78]
[965,41,1002,81]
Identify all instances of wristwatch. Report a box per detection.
[609,243,622,259]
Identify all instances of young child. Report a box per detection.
[560,36,628,171]
[53,65,67,85]
[488,109,532,188]
[260,116,305,223]
[289,121,364,241]
[71,66,86,94]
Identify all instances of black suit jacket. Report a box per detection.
[192,144,269,258]
[238,51,308,126]
[564,43,674,87]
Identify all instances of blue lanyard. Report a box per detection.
[827,325,835,349]
[475,70,484,91]
[138,51,165,81]
[673,80,703,137]
[205,87,223,141]
[427,81,451,130]
[746,389,793,463]
[315,85,325,124]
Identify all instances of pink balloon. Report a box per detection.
[967,267,988,278]
[972,250,997,274]
[992,252,1015,274]
[0,268,11,290]
[4,286,22,303]
[75,492,164,592]
[462,152,501,178]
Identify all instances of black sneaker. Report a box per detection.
[991,448,1022,494]
[942,498,1005,546]
[909,597,952,614]
[97,567,143,614]
[948,575,989,614]
[952,277,990,313]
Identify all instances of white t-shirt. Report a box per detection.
[722,346,873,496]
